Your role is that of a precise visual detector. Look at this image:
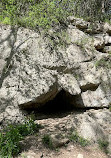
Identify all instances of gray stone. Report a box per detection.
[77,154,84,158]
[94,36,105,50]
[0,19,111,124]
[75,109,111,143]
[104,35,111,44]
[58,74,81,95]
[103,46,111,54]
[67,16,89,29]
[104,22,111,35]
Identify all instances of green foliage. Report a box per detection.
[1,0,111,30]
[69,131,89,147]
[42,134,54,149]
[0,118,40,157]
[98,139,109,153]
[17,118,40,136]
[0,125,22,157]
[45,29,70,52]
[1,0,69,29]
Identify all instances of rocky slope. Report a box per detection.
[0,17,111,155]
[17,109,111,158]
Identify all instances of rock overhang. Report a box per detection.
[0,19,111,114]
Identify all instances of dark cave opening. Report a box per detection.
[35,90,76,114]
[20,89,86,118]
[27,89,88,119]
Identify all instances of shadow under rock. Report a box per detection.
[26,90,86,120]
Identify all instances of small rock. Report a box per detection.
[104,23,111,35]
[94,37,105,50]
[77,154,84,158]
[104,35,111,44]
[51,135,69,148]
[103,46,111,54]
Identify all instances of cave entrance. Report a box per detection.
[34,90,83,116]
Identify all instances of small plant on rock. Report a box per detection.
[98,139,109,154]
[42,134,54,149]
[69,131,89,147]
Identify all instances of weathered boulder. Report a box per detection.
[104,35,111,44]
[104,22,111,35]
[67,16,89,29]
[0,19,111,123]
[94,35,105,50]
[103,46,111,53]
[77,109,111,145]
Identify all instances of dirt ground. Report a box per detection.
[17,142,110,158]
[17,110,111,158]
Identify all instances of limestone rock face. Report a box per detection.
[0,18,111,123]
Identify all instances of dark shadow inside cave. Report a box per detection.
[26,90,86,118]
[36,90,74,113]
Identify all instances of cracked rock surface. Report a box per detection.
[0,19,111,124]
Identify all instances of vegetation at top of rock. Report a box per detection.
[0,118,41,157]
[0,0,111,30]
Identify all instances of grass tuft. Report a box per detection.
[42,134,54,149]
[69,131,89,147]
[98,139,109,154]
